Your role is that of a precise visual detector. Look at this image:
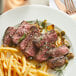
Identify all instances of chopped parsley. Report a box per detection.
[41,20,47,29]
[26,21,33,23]
[28,56,33,60]
[18,33,26,43]
[39,36,43,40]
[35,19,40,26]
[54,63,68,76]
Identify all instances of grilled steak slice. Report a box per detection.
[36,43,55,62]
[20,26,40,57]
[19,26,40,50]
[19,33,32,51]
[23,42,36,58]
[12,21,32,44]
[33,30,57,48]
[3,27,16,46]
[48,45,69,57]
[47,56,65,69]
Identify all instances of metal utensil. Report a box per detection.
[64,0,76,14]
[54,0,76,15]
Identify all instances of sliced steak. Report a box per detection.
[3,27,16,46]
[19,26,40,50]
[23,42,36,58]
[33,30,57,48]
[47,56,65,69]
[20,26,40,57]
[36,43,55,62]
[48,45,69,57]
[19,33,32,51]
[12,21,32,44]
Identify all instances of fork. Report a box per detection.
[64,0,76,14]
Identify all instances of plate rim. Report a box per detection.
[0,5,76,76]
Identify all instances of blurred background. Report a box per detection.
[0,0,76,19]
[1,0,49,12]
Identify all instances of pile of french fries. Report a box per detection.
[0,47,53,76]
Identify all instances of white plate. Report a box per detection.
[0,5,76,76]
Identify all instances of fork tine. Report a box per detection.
[71,0,76,12]
[64,0,76,14]
[69,0,76,12]
[69,0,73,10]
[69,0,74,9]
[64,0,68,9]
[71,0,75,9]
[68,0,71,10]
[64,0,70,10]
[64,0,70,13]
[67,0,72,13]
[68,0,75,13]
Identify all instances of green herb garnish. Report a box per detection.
[26,21,33,23]
[41,20,47,29]
[48,56,52,60]
[54,63,68,76]
[18,33,26,43]
[39,36,43,40]
[35,19,40,25]
[46,46,50,49]
[46,51,49,54]
[55,69,63,76]
[14,24,20,28]
[28,56,33,60]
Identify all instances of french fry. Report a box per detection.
[37,70,52,76]
[0,46,54,76]
[22,56,26,73]
[29,72,35,76]
[12,52,21,60]
[26,61,36,69]
[1,52,5,59]
[0,61,4,76]
[8,56,13,76]
[12,63,21,75]
[4,70,8,76]
[0,69,4,76]
[40,62,48,72]
[24,65,30,76]
[0,47,19,52]
[3,61,8,69]
[13,70,16,76]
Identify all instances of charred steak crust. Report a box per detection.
[46,45,69,69]
[48,45,69,57]
[3,27,16,46]
[47,56,65,69]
